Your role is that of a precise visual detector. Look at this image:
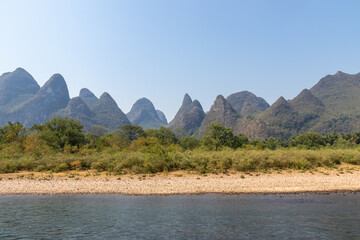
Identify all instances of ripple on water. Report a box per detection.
[0,193,359,239]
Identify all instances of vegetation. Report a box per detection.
[1,117,360,174]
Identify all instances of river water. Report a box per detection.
[0,193,359,239]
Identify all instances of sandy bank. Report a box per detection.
[1,167,360,195]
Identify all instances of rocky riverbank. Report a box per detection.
[1,167,360,195]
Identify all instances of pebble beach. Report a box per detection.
[1,167,360,195]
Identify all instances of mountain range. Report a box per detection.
[1,67,360,139]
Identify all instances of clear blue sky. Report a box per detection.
[1,0,360,121]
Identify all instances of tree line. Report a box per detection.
[2,117,360,174]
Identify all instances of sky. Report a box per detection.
[1,0,360,121]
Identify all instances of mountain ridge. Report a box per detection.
[1,68,360,139]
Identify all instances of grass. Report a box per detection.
[0,148,360,174]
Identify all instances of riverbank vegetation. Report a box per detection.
[1,117,360,174]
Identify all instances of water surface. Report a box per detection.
[0,193,359,239]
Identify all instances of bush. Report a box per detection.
[291,132,325,149]
[38,117,85,150]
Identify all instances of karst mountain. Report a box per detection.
[1,67,360,139]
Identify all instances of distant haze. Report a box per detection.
[1,0,360,120]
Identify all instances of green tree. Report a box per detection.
[120,125,145,143]
[85,126,107,147]
[263,137,285,150]
[324,132,339,145]
[38,117,85,150]
[202,122,234,151]
[342,132,360,144]
[179,136,200,150]
[87,125,107,137]
[248,139,265,150]
[291,132,325,149]
[145,127,178,145]
[232,134,249,149]
[0,122,26,144]
[96,131,128,150]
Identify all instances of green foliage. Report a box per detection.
[324,132,339,145]
[96,131,127,151]
[179,136,200,150]
[87,125,107,137]
[2,148,358,174]
[24,135,51,158]
[331,138,355,149]
[38,117,85,150]
[145,127,178,145]
[84,126,107,148]
[0,122,26,144]
[342,132,360,144]
[119,125,145,143]
[291,132,325,149]
[232,134,249,149]
[202,122,234,151]
[2,116,360,175]
[263,137,288,150]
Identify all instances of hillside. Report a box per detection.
[90,92,131,131]
[195,95,239,137]
[168,94,205,137]
[4,73,70,127]
[79,88,98,106]
[56,97,97,129]
[127,98,166,129]
[226,91,269,116]
[0,68,40,113]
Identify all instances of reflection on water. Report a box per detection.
[0,193,359,239]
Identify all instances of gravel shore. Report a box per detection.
[1,169,360,195]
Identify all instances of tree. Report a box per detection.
[342,132,360,144]
[24,135,50,158]
[38,117,85,150]
[324,132,339,145]
[232,134,249,149]
[87,126,107,137]
[96,131,128,150]
[202,122,234,151]
[145,127,178,145]
[263,137,285,150]
[85,126,107,147]
[179,136,200,150]
[0,122,26,144]
[291,132,325,149]
[120,125,145,143]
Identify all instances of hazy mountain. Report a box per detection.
[168,94,205,136]
[79,88,98,106]
[59,93,134,131]
[240,71,360,139]
[156,110,168,125]
[242,97,301,139]
[0,68,40,112]
[290,89,325,116]
[287,89,326,132]
[127,98,166,129]
[6,74,70,127]
[226,91,269,116]
[310,71,360,115]
[90,92,131,131]
[308,71,360,134]
[2,68,360,138]
[56,97,97,129]
[196,95,238,137]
